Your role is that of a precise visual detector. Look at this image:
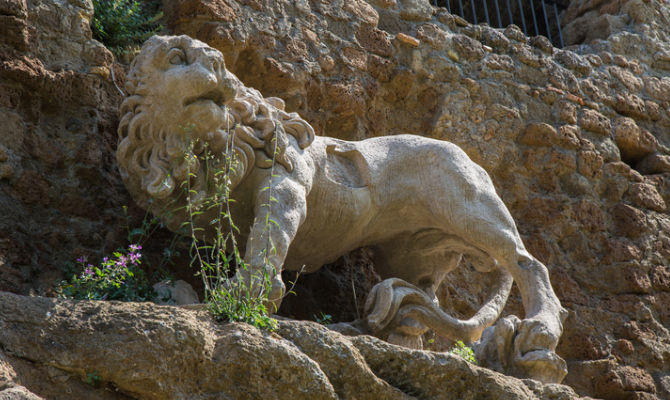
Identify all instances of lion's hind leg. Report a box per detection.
[473,242,568,382]
[462,215,566,347]
[453,193,568,381]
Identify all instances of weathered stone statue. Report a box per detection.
[117,35,567,383]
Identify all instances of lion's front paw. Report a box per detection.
[266,275,286,313]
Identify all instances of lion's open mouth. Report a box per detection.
[184,90,226,107]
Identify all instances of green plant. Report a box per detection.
[58,198,184,302]
[86,371,101,387]
[123,205,160,244]
[314,312,333,325]
[122,205,183,281]
[449,340,477,364]
[207,281,277,330]
[91,0,163,58]
[57,244,154,301]
[178,117,289,330]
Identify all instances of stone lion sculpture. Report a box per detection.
[117,35,567,383]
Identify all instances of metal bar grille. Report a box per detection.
[529,0,539,36]
[433,0,566,48]
[505,0,514,28]
[540,0,552,43]
[481,0,490,25]
[471,0,478,24]
[493,0,502,28]
[553,2,564,48]
[517,0,528,35]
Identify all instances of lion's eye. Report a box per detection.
[168,48,186,65]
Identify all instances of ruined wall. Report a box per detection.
[560,0,670,47]
[163,0,670,398]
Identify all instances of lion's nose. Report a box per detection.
[192,63,218,87]
[195,49,224,73]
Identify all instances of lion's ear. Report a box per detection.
[266,97,285,111]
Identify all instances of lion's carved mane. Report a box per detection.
[116,36,314,207]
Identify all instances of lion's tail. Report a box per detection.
[364,270,513,343]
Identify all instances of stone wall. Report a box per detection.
[163,0,670,398]
[561,0,631,45]
[561,0,670,47]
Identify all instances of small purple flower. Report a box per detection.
[116,255,128,268]
[83,266,93,277]
[102,257,109,263]
[129,244,142,251]
[76,256,87,264]
[129,252,142,264]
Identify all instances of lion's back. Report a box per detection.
[353,134,512,236]
[356,135,494,199]
[290,134,516,269]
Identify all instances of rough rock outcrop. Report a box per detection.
[0,291,582,399]
[0,0,133,295]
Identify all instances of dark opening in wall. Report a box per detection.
[433,0,568,48]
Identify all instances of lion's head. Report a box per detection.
[117,35,314,211]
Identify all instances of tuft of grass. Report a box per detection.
[449,340,477,364]
[208,282,278,331]
[86,371,101,387]
[314,312,333,325]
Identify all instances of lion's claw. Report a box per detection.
[515,348,568,384]
[475,316,567,384]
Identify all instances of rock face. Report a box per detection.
[0,0,131,295]
[1,0,670,398]
[0,291,583,400]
